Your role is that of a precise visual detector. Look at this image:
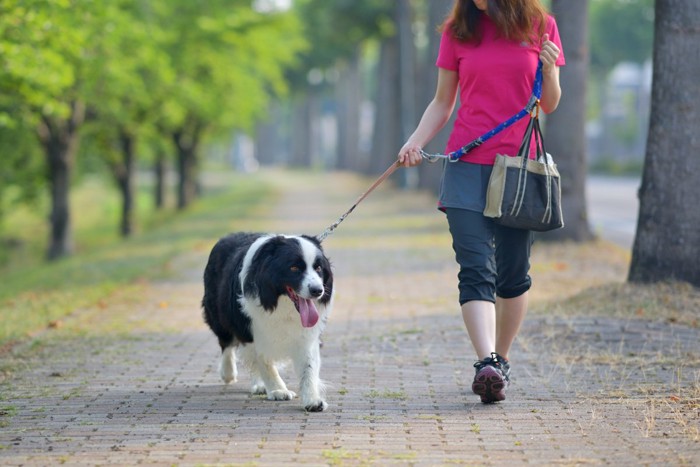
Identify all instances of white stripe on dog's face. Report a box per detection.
[292,236,325,300]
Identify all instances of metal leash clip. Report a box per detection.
[525,94,540,116]
[420,138,483,164]
[419,149,447,163]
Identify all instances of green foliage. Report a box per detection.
[0,0,309,241]
[153,0,307,136]
[0,124,44,236]
[589,0,654,74]
[0,0,114,236]
[0,0,97,124]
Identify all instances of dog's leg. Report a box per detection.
[236,345,265,394]
[240,345,296,400]
[219,346,238,383]
[294,343,327,412]
[256,358,296,401]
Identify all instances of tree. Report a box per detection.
[628,0,700,286]
[83,0,174,237]
[1,0,307,257]
[153,0,305,208]
[369,31,401,176]
[0,0,103,259]
[542,0,594,242]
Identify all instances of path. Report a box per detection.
[1,170,698,466]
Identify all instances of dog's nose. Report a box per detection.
[309,285,324,298]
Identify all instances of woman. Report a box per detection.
[398,0,565,403]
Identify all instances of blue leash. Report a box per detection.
[421,60,544,163]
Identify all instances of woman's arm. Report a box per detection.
[398,68,459,167]
[539,33,562,114]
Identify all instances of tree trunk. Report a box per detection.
[116,129,136,237]
[172,122,201,210]
[628,0,700,286]
[397,0,418,189]
[289,96,313,167]
[45,133,73,260]
[38,102,85,260]
[335,52,362,171]
[255,102,287,166]
[541,0,594,242]
[369,34,401,175]
[154,151,166,210]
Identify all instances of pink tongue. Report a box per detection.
[298,298,319,328]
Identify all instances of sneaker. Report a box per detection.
[472,353,509,403]
[496,353,511,382]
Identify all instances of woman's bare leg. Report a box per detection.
[461,300,496,360]
[495,292,528,360]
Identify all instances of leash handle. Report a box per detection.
[318,160,400,242]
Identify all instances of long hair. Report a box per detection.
[443,0,548,44]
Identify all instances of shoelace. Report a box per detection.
[473,352,510,379]
[473,353,499,371]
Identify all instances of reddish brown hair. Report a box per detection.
[443,0,548,44]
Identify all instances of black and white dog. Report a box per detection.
[202,232,333,412]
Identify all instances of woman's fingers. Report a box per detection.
[539,34,560,68]
[398,146,423,167]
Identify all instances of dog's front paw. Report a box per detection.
[304,399,327,412]
[268,389,296,401]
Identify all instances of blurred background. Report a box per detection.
[0,0,654,264]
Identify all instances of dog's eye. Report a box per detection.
[315,266,322,273]
[290,266,300,272]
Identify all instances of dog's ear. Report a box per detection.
[245,236,287,310]
[318,254,333,306]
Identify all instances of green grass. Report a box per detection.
[0,171,277,348]
[364,389,408,400]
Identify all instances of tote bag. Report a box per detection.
[483,112,564,232]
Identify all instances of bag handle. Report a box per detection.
[510,112,555,221]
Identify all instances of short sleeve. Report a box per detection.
[436,27,458,71]
[546,16,566,66]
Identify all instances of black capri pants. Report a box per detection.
[445,207,533,305]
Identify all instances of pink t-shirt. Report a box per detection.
[437,14,565,165]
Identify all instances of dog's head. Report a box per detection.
[244,235,333,327]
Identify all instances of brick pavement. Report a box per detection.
[1,170,698,466]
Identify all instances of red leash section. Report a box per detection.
[318,160,401,242]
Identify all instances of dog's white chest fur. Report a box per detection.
[241,298,328,360]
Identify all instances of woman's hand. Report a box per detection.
[540,33,560,74]
[397,68,458,166]
[539,33,562,113]
[398,142,423,168]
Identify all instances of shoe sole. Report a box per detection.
[472,365,506,403]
